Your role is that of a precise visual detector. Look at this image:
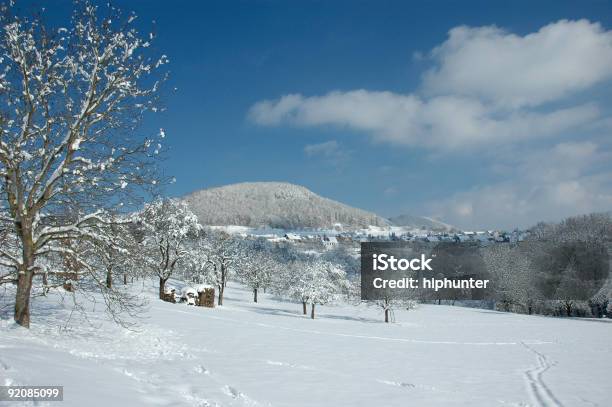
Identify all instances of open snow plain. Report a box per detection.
[1,282,610,407]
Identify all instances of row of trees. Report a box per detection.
[353,214,612,320]
[49,207,612,323]
[482,213,612,318]
[135,197,355,319]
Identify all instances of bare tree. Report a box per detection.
[268,257,309,314]
[483,244,520,312]
[378,295,395,323]
[139,198,200,299]
[289,257,347,319]
[236,238,276,303]
[86,217,143,290]
[0,1,169,327]
[483,244,541,313]
[200,230,242,306]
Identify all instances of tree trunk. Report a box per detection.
[253,288,258,303]
[123,273,128,285]
[14,220,35,328]
[15,270,34,328]
[385,308,389,323]
[159,277,167,299]
[106,266,112,289]
[302,301,307,315]
[42,272,49,296]
[311,303,315,319]
[218,284,224,306]
[218,265,227,306]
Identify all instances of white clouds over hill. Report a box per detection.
[249,19,612,229]
[427,141,612,229]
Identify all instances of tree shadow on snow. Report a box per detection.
[242,305,306,319]
[316,313,382,324]
[244,304,382,324]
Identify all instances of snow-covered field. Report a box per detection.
[1,282,611,407]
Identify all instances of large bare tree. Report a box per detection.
[0,1,168,327]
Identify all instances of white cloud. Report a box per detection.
[249,19,612,149]
[422,20,612,108]
[249,94,305,126]
[249,90,598,148]
[427,142,612,229]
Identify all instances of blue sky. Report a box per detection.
[42,1,612,230]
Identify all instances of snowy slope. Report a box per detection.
[1,282,611,407]
[183,182,389,229]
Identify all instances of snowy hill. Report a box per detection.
[183,182,389,229]
[1,281,611,407]
[388,214,454,231]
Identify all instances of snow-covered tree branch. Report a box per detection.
[286,256,348,319]
[0,0,169,327]
[139,198,200,299]
[197,230,243,306]
[236,238,278,303]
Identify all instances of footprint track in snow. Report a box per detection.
[377,379,416,388]
[376,379,453,394]
[193,364,210,375]
[521,341,564,407]
[221,385,265,406]
[265,360,314,371]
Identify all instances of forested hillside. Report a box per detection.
[183,182,389,229]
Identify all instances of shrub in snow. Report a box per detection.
[588,294,609,318]
[571,301,591,318]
